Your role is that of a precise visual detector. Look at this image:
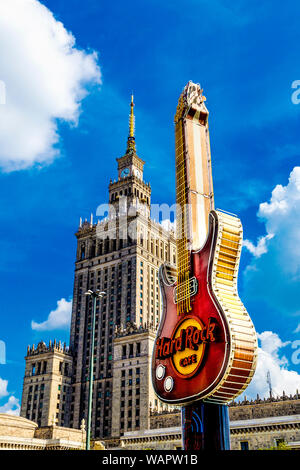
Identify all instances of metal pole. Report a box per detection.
[181,401,230,450]
[86,294,97,450]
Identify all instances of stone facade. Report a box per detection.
[69,209,175,438]
[150,410,181,430]
[111,323,157,437]
[120,426,182,450]
[0,413,38,439]
[117,393,300,450]
[20,341,73,428]
[0,413,85,450]
[229,394,300,420]
[230,393,300,450]
[230,414,300,450]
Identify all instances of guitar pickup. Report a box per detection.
[174,276,198,304]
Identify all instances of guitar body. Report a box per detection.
[152,210,257,405]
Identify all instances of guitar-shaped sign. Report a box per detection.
[152,82,258,405]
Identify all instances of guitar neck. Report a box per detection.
[175,120,191,275]
[175,84,214,314]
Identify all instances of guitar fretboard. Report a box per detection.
[174,84,214,316]
[175,120,192,315]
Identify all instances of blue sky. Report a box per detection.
[0,0,300,412]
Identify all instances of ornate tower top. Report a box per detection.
[116,94,145,180]
[108,94,151,218]
[126,94,136,154]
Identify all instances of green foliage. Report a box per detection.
[259,442,290,451]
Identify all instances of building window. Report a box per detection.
[240,441,249,451]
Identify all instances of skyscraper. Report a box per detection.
[68,96,176,439]
[21,96,176,440]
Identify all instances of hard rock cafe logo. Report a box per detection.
[155,316,217,378]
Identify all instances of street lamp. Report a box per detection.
[84,289,106,450]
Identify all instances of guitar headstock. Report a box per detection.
[175,81,209,123]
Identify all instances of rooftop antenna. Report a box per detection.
[267,370,273,398]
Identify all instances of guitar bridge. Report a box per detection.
[174,276,198,304]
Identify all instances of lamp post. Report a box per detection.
[84,289,106,450]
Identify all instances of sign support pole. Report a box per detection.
[181,401,230,450]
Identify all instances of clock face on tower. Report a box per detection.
[121,168,130,178]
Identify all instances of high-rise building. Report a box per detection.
[68,96,176,439]
[20,341,73,428]
[20,96,176,440]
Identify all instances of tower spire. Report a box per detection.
[126,94,136,153]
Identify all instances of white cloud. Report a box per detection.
[31,297,72,331]
[295,324,300,333]
[258,331,290,359]
[0,0,101,171]
[243,234,274,258]
[0,395,20,416]
[241,331,300,400]
[257,166,300,275]
[243,166,300,318]
[160,219,176,233]
[0,377,20,416]
[0,377,9,398]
